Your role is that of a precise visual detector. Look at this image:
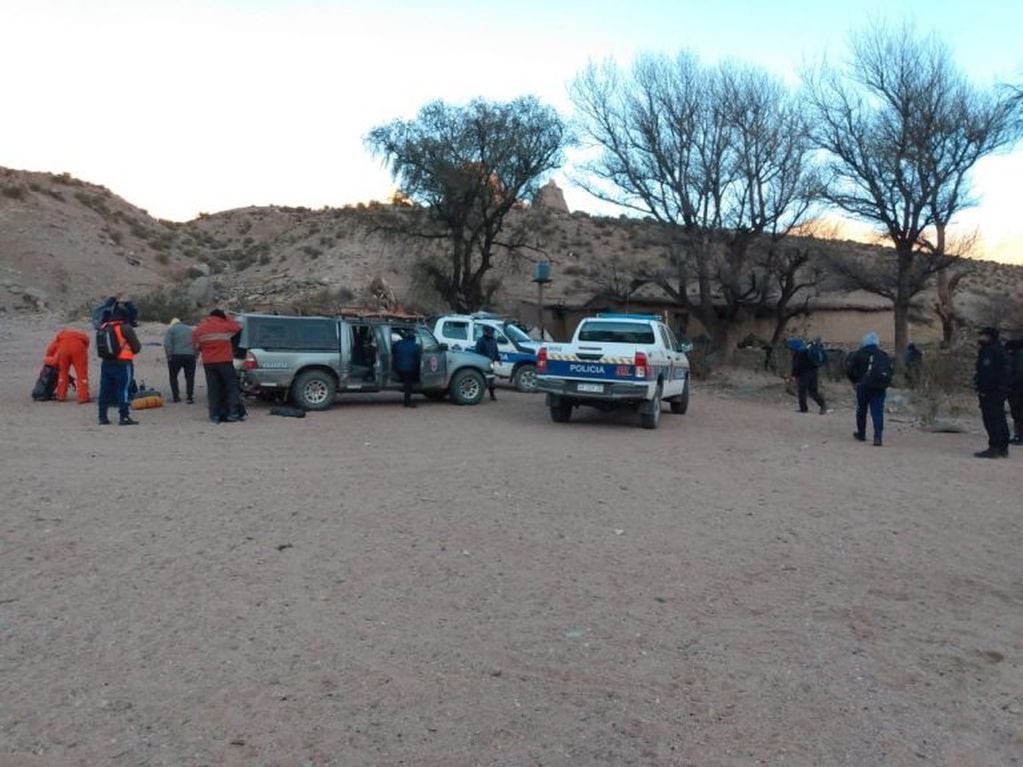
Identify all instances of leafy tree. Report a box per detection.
[805,23,1020,357]
[366,97,567,312]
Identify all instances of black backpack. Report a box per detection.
[96,323,122,360]
[863,349,893,389]
[31,364,58,401]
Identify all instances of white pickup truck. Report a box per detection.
[535,314,691,429]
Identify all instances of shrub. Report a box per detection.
[155,252,170,265]
[2,184,26,200]
[133,288,198,324]
[302,245,322,259]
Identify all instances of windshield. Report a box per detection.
[577,321,655,345]
[503,323,532,344]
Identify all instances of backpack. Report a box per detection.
[96,323,122,360]
[31,364,58,401]
[863,349,893,389]
[807,343,827,368]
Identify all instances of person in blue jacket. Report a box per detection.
[391,329,421,408]
[474,325,500,401]
[788,338,827,414]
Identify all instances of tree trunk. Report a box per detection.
[893,243,913,364]
[935,267,956,348]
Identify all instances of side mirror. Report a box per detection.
[678,342,693,353]
[437,343,449,352]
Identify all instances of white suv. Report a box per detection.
[430,313,540,391]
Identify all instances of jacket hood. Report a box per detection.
[787,338,806,352]
[978,326,1000,342]
[861,332,880,348]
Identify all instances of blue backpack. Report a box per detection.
[808,343,827,368]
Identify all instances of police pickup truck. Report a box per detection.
[535,314,690,429]
[430,313,540,391]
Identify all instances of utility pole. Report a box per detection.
[532,261,552,340]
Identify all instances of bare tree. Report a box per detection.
[570,53,820,355]
[366,97,568,312]
[758,243,822,343]
[804,23,1020,358]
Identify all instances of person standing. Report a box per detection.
[1006,338,1023,446]
[845,332,892,447]
[391,329,421,408]
[163,318,197,404]
[192,308,243,424]
[974,326,1010,458]
[97,302,142,425]
[474,325,501,401]
[904,343,923,389]
[788,338,827,414]
[45,327,91,403]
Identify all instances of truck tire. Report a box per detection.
[512,363,538,392]
[640,387,662,429]
[550,400,573,423]
[669,377,690,414]
[449,369,485,405]
[291,369,337,411]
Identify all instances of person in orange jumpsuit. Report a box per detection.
[44,328,91,403]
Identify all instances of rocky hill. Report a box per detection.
[2,166,1022,333]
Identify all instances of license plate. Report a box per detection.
[577,382,604,393]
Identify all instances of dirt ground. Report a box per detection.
[1,318,1021,766]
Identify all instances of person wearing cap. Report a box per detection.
[474,325,501,401]
[163,318,197,404]
[974,326,1010,458]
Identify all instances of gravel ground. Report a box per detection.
[2,318,1021,766]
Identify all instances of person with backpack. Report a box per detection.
[845,331,892,446]
[788,338,828,414]
[43,327,91,403]
[1006,338,1023,446]
[974,326,1010,458]
[192,308,244,424]
[96,302,142,425]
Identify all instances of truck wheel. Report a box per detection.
[669,378,690,414]
[512,364,538,392]
[450,369,485,405]
[292,369,336,411]
[550,400,573,423]
[640,388,662,429]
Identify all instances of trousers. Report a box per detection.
[979,394,1010,451]
[855,384,886,439]
[397,371,417,406]
[98,361,133,421]
[168,354,197,401]
[203,362,241,421]
[797,370,825,412]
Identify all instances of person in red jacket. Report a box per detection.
[192,308,243,424]
[44,328,91,403]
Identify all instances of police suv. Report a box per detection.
[535,313,690,429]
[430,313,540,391]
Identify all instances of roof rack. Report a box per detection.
[336,307,425,323]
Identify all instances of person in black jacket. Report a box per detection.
[391,329,421,409]
[975,327,1011,458]
[474,325,500,401]
[787,338,827,414]
[1007,338,1023,445]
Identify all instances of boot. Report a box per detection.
[974,448,1000,458]
[853,432,866,442]
[119,416,139,426]
[873,436,883,447]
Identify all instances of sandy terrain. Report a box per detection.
[1,318,1021,766]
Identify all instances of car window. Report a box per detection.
[473,324,510,345]
[504,323,532,344]
[416,327,441,352]
[441,320,469,341]
[250,318,337,350]
[577,321,655,345]
[663,326,680,351]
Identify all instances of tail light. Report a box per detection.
[634,350,648,379]
[537,346,548,373]
[243,351,259,370]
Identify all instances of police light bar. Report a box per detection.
[595,313,662,321]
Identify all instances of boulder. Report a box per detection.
[186,275,215,307]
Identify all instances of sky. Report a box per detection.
[2,0,1022,262]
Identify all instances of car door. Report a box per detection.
[661,325,687,396]
[416,326,447,391]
